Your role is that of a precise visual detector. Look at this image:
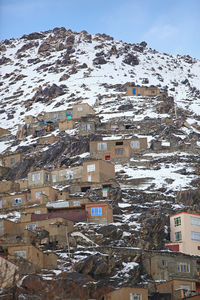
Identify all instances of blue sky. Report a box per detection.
[0,0,199,59]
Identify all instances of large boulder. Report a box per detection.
[123,54,139,66]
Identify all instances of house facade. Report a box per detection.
[90,138,148,161]
[85,202,113,224]
[72,103,96,119]
[51,166,83,184]
[82,160,115,182]
[104,287,148,300]
[165,212,200,256]
[0,191,31,208]
[30,186,60,204]
[0,256,19,289]
[0,153,22,168]
[126,85,161,97]
[28,169,51,188]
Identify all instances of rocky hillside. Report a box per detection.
[0,27,200,298]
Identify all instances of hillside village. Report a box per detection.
[0,27,200,299]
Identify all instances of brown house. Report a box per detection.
[0,127,11,136]
[156,279,197,300]
[78,115,101,136]
[28,169,51,188]
[90,138,148,161]
[8,244,57,270]
[126,85,161,97]
[0,191,31,208]
[0,219,21,236]
[43,110,68,123]
[0,256,19,289]
[51,166,83,184]
[30,186,60,204]
[72,103,96,119]
[38,135,59,145]
[0,153,22,168]
[104,286,148,300]
[0,180,20,194]
[58,119,75,131]
[85,202,113,224]
[82,160,115,183]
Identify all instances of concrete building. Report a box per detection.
[72,103,95,119]
[165,212,200,256]
[30,186,61,204]
[28,169,51,188]
[90,138,148,161]
[126,85,161,97]
[51,166,83,184]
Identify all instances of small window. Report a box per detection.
[91,207,102,216]
[115,141,123,146]
[10,157,15,165]
[130,293,141,300]
[175,231,182,241]
[14,250,26,259]
[98,142,107,150]
[82,123,91,131]
[13,198,22,206]
[87,164,95,172]
[191,216,200,226]
[28,195,31,201]
[35,191,43,200]
[105,155,111,161]
[45,173,50,182]
[26,224,36,231]
[177,263,190,273]
[53,113,59,120]
[115,148,123,155]
[130,140,140,148]
[162,260,167,266]
[151,90,156,94]
[52,174,57,183]
[32,173,40,182]
[34,210,40,214]
[77,106,83,112]
[191,231,200,241]
[66,170,74,180]
[88,175,92,182]
[73,201,80,207]
[174,217,181,227]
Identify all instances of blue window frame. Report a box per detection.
[91,207,102,216]
[133,88,136,95]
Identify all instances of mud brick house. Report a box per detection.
[24,115,36,124]
[21,204,48,215]
[28,169,51,188]
[143,251,200,288]
[82,160,115,182]
[46,198,90,210]
[156,279,199,300]
[0,127,11,137]
[0,180,20,194]
[30,186,62,204]
[104,287,148,300]
[7,244,57,270]
[0,219,21,236]
[0,256,19,289]
[90,137,148,161]
[72,103,96,119]
[85,202,113,224]
[126,85,161,97]
[30,210,87,223]
[38,134,59,145]
[16,178,29,191]
[0,152,23,168]
[51,166,83,184]
[0,191,31,208]
[165,212,200,256]
[78,115,101,135]
[43,110,68,123]
[59,119,75,131]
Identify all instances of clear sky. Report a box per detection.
[0,0,200,59]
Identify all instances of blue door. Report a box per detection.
[133,88,136,95]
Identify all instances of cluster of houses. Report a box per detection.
[0,85,200,299]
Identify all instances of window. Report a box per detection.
[115,148,123,155]
[177,263,190,273]
[191,231,200,241]
[32,173,40,182]
[13,198,22,206]
[73,201,80,207]
[35,191,43,200]
[66,170,74,180]
[34,210,40,214]
[130,140,140,148]
[87,164,95,172]
[10,157,15,164]
[52,174,57,183]
[14,250,26,259]
[26,224,36,231]
[162,260,167,267]
[91,207,102,216]
[88,175,92,182]
[28,195,31,201]
[98,142,107,150]
[77,106,83,112]
[45,173,50,181]
[53,113,59,120]
[179,285,190,290]
[103,187,109,197]
[82,123,91,131]
[191,216,200,226]
[130,293,141,300]
[175,231,182,241]
[174,216,181,227]
[116,141,123,145]
[105,155,111,161]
